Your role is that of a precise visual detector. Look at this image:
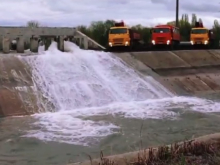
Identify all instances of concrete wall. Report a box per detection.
[130,50,220,95]
[114,52,186,95]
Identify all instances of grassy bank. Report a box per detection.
[72,133,220,165]
[99,141,220,165]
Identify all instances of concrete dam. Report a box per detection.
[1,48,220,117]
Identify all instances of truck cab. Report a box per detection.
[190,22,213,46]
[108,22,130,48]
[190,28,209,45]
[108,21,141,51]
[151,25,180,48]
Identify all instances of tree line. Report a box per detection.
[76,14,220,48]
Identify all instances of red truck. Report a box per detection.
[151,25,180,49]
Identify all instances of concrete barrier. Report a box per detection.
[132,51,190,70]
[174,50,220,66]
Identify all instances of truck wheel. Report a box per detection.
[209,41,213,49]
[176,41,180,50]
[207,44,211,49]
[129,41,133,51]
[107,47,113,52]
[169,41,174,50]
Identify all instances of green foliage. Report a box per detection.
[26,20,40,28]
[76,20,115,47]
[213,20,220,47]
[77,14,220,47]
[131,24,151,43]
[178,14,191,41]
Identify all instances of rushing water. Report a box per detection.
[1,42,220,165]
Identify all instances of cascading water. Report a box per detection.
[25,41,172,111]
[20,41,220,145]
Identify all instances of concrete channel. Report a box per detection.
[2,49,220,117]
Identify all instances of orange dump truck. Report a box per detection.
[190,22,215,47]
[108,21,141,50]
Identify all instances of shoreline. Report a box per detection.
[71,132,220,165]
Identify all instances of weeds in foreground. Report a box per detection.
[98,151,115,165]
[97,140,220,165]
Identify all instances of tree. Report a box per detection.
[87,20,115,47]
[213,20,220,48]
[198,18,203,24]
[179,14,191,41]
[27,20,40,28]
[191,14,197,27]
[77,25,91,36]
[131,25,151,43]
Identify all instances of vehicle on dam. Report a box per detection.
[107,21,143,51]
[190,21,215,48]
[150,25,180,49]
[107,23,182,52]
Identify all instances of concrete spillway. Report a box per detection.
[0,54,38,117]
[127,50,220,95]
[1,48,220,117]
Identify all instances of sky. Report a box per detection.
[0,0,220,28]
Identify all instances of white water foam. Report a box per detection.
[21,41,220,146]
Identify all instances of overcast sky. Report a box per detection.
[0,0,219,28]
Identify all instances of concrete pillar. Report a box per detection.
[45,38,51,50]
[30,37,38,53]
[79,38,84,48]
[75,38,79,46]
[58,36,64,51]
[2,37,10,53]
[83,37,89,49]
[16,37,24,53]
